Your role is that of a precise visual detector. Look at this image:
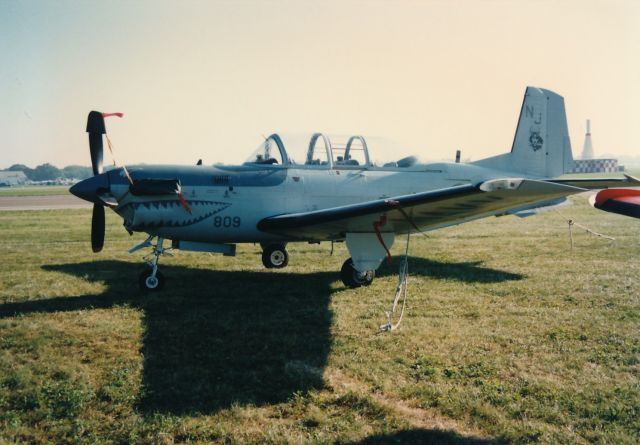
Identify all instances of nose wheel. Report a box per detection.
[341,258,375,288]
[262,243,289,269]
[139,270,165,291]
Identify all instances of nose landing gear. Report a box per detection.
[134,236,171,291]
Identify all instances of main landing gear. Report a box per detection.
[131,236,171,291]
[340,258,375,288]
[261,243,289,269]
[259,243,376,288]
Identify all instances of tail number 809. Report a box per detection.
[214,216,241,228]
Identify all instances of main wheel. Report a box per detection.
[340,258,375,288]
[262,244,289,269]
[139,270,165,291]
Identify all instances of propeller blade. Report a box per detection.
[91,203,105,252]
[87,111,106,176]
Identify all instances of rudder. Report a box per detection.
[474,87,574,178]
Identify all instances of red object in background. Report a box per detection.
[593,188,640,219]
[595,188,640,206]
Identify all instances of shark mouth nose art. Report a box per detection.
[119,200,231,230]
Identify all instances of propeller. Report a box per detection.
[87,111,107,252]
[69,111,124,252]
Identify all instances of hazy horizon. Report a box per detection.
[2,0,638,168]
[4,151,640,171]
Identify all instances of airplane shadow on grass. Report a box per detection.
[377,256,524,283]
[344,428,501,445]
[0,258,522,417]
[3,260,335,415]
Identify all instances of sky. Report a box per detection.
[1,0,639,168]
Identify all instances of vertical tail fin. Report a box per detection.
[474,87,574,178]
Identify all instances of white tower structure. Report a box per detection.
[581,119,594,159]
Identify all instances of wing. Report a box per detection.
[257,178,586,240]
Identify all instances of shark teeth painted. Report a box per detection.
[118,200,231,231]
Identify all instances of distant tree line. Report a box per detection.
[2,164,93,181]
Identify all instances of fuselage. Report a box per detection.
[102,161,513,244]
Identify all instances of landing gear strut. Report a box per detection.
[340,258,375,288]
[261,243,289,269]
[136,236,170,291]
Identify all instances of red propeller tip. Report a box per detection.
[102,112,124,118]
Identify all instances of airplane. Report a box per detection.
[70,86,639,291]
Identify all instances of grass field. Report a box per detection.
[0,195,638,444]
[0,186,70,197]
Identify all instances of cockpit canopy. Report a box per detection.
[244,133,418,169]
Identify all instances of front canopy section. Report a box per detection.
[244,134,289,166]
[244,133,419,170]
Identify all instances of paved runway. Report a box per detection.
[0,194,91,211]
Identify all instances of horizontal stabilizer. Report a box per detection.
[550,174,640,190]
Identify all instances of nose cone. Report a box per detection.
[70,174,110,203]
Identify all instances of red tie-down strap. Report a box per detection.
[386,199,422,233]
[177,192,192,214]
[373,214,393,265]
[372,199,427,264]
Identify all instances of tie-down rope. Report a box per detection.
[552,208,614,250]
[380,230,411,332]
[375,200,428,332]
[101,113,134,186]
[376,199,616,331]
